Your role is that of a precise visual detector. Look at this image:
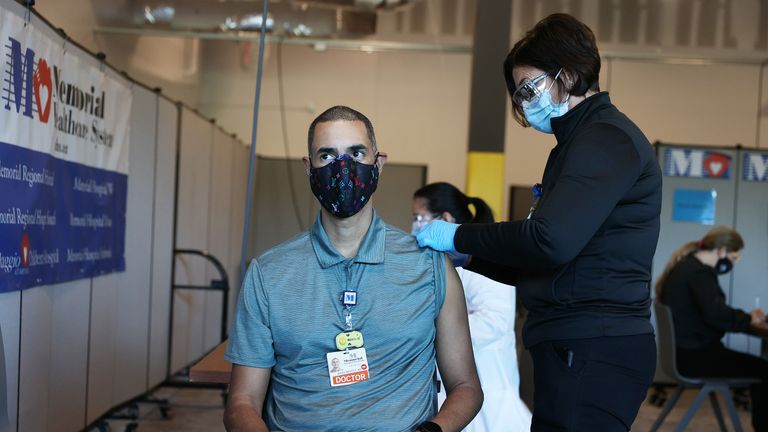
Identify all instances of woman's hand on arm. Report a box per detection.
[416,221,460,253]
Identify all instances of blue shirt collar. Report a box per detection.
[310,209,387,268]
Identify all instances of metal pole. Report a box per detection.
[239,0,270,286]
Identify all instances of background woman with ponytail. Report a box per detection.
[412,182,532,432]
[657,226,768,431]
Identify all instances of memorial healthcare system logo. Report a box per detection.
[664,148,732,179]
[3,37,53,124]
[2,36,113,149]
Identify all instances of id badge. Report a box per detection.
[326,347,370,387]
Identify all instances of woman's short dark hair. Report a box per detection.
[504,13,601,127]
[413,182,494,224]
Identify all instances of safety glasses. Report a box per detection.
[512,69,562,107]
[412,213,442,230]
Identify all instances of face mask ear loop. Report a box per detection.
[547,68,569,105]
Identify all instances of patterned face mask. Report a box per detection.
[309,153,379,218]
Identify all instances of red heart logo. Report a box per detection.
[704,153,730,178]
[33,58,52,123]
[21,233,30,268]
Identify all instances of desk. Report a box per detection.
[190,341,232,384]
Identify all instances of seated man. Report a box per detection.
[224,105,483,432]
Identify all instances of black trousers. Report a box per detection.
[678,345,768,432]
[530,334,656,431]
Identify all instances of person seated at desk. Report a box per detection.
[412,182,532,432]
[223,106,483,432]
[657,226,768,431]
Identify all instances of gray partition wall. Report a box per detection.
[653,144,768,365]
[203,129,235,350]
[86,85,159,423]
[171,108,248,373]
[731,149,768,356]
[652,144,739,294]
[0,291,18,432]
[172,109,214,373]
[652,144,739,382]
[147,97,179,389]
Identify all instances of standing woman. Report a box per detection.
[416,14,662,431]
[657,227,768,431]
[412,182,532,432]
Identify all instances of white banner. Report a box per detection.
[0,7,132,290]
[0,9,131,174]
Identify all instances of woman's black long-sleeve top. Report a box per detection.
[459,92,663,348]
[659,255,751,350]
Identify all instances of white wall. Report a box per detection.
[198,41,471,196]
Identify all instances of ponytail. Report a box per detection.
[654,241,700,301]
[414,182,495,224]
[655,226,744,301]
[467,197,495,224]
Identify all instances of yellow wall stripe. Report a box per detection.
[466,151,505,221]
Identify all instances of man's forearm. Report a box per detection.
[430,383,484,432]
[223,403,269,432]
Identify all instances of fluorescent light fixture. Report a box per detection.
[238,13,275,31]
[144,6,155,23]
[144,5,175,24]
[221,16,238,31]
[290,23,313,36]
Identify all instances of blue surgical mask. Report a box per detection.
[523,88,569,134]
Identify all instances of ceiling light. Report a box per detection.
[220,16,238,31]
[238,13,275,31]
[291,23,313,36]
[144,5,175,24]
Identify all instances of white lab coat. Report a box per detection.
[438,267,532,432]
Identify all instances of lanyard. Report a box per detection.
[334,260,360,330]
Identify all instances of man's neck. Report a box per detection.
[320,204,374,259]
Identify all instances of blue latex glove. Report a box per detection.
[415,220,460,254]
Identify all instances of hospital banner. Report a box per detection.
[0,9,131,292]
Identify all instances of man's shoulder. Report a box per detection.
[383,223,432,255]
[256,230,313,269]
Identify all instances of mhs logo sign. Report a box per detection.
[3,37,106,126]
[743,153,768,182]
[3,37,52,123]
[664,149,732,179]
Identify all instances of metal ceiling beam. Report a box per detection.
[93,26,473,54]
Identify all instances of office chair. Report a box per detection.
[651,303,758,432]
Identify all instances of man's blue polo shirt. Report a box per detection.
[226,210,447,431]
